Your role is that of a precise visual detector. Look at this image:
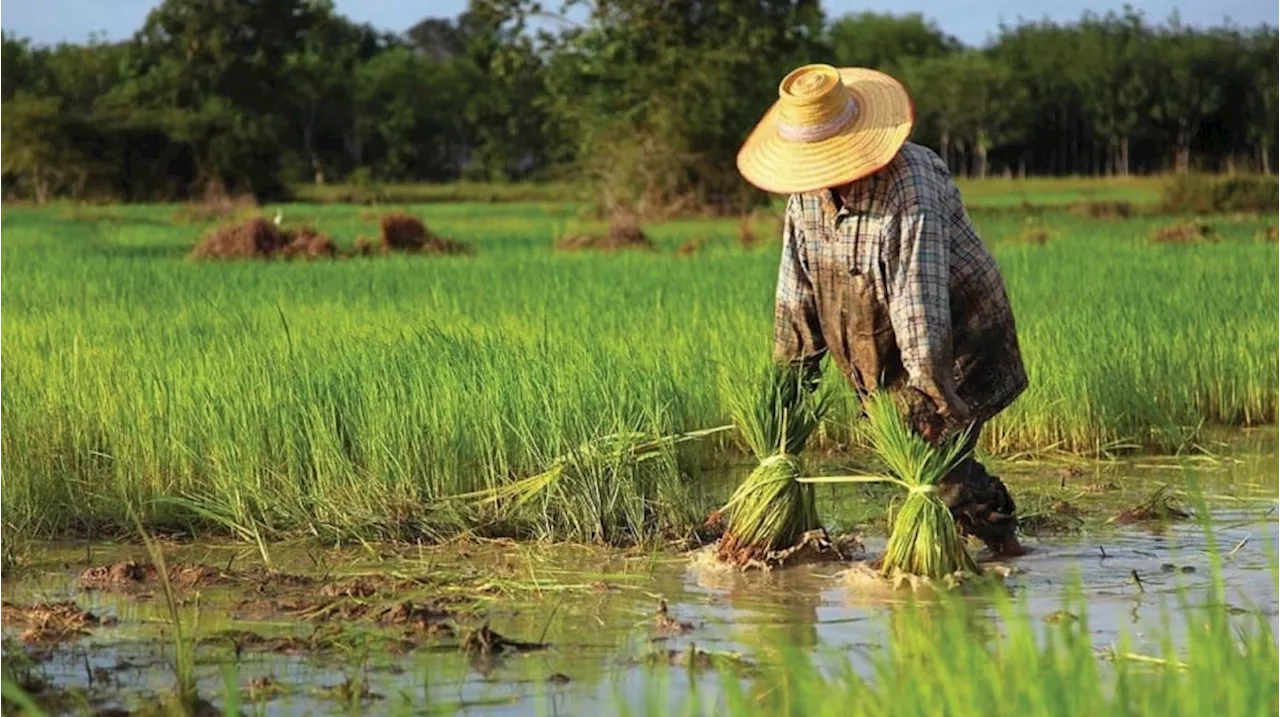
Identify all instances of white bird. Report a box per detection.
[273,209,283,226]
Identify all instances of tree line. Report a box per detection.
[2,0,1275,211]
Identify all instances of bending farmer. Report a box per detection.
[736,63,1029,556]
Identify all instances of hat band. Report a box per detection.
[777,98,858,143]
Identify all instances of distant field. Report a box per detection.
[290,175,1169,209]
[1,195,1275,541]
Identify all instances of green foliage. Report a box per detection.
[1159,174,1280,215]
[858,392,978,578]
[536,0,826,215]
[654,574,1278,716]
[0,202,1275,541]
[714,363,827,558]
[1,6,1277,203]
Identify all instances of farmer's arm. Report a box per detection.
[774,197,826,388]
[886,164,969,423]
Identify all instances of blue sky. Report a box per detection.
[2,0,1275,48]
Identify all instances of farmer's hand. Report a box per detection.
[909,376,970,444]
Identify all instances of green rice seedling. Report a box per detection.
[0,521,28,577]
[712,362,829,566]
[460,423,732,544]
[856,391,979,579]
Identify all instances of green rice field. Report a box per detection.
[1,182,1276,542]
[2,179,1277,715]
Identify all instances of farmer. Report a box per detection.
[736,64,1029,556]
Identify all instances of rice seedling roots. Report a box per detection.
[698,529,864,573]
[840,560,1013,599]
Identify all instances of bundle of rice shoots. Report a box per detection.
[712,363,829,566]
[860,391,979,579]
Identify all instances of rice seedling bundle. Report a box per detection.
[713,363,828,566]
[859,391,979,579]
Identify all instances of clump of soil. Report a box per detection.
[641,645,754,672]
[1070,201,1133,220]
[460,622,547,657]
[840,560,1012,599]
[188,217,294,260]
[1112,486,1191,524]
[379,213,472,255]
[655,599,694,636]
[676,238,704,256]
[555,221,656,252]
[1018,499,1085,534]
[79,560,223,592]
[353,236,376,256]
[1,601,113,643]
[280,226,338,259]
[1150,221,1215,244]
[693,529,863,575]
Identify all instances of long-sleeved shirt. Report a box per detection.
[773,142,1028,423]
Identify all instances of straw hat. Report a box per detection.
[737,64,914,195]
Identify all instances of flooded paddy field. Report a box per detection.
[5,438,1275,716]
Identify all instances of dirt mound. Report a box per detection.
[461,622,547,657]
[78,560,223,591]
[188,217,292,260]
[1150,221,1215,244]
[281,226,337,259]
[676,238,704,256]
[556,221,656,252]
[1112,486,1190,524]
[188,217,344,261]
[2,600,113,643]
[379,213,472,255]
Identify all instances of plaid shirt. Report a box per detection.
[773,142,1027,422]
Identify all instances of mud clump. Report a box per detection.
[676,238,704,256]
[709,528,863,572]
[79,560,223,592]
[280,226,338,259]
[2,600,113,643]
[1112,486,1191,524]
[555,221,656,252]
[379,213,472,255]
[1149,221,1214,244]
[188,217,293,260]
[461,622,547,657]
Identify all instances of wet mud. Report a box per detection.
[2,445,1276,715]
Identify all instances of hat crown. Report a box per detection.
[776,64,857,143]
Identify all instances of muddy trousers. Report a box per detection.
[931,421,1019,548]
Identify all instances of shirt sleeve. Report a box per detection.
[885,160,955,400]
[773,197,826,377]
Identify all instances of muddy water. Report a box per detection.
[4,446,1277,715]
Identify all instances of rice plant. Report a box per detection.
[0,201,1275,542]
[712,362,829,565]
[857,391,979,579]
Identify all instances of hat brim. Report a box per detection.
[736,68,915,195]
